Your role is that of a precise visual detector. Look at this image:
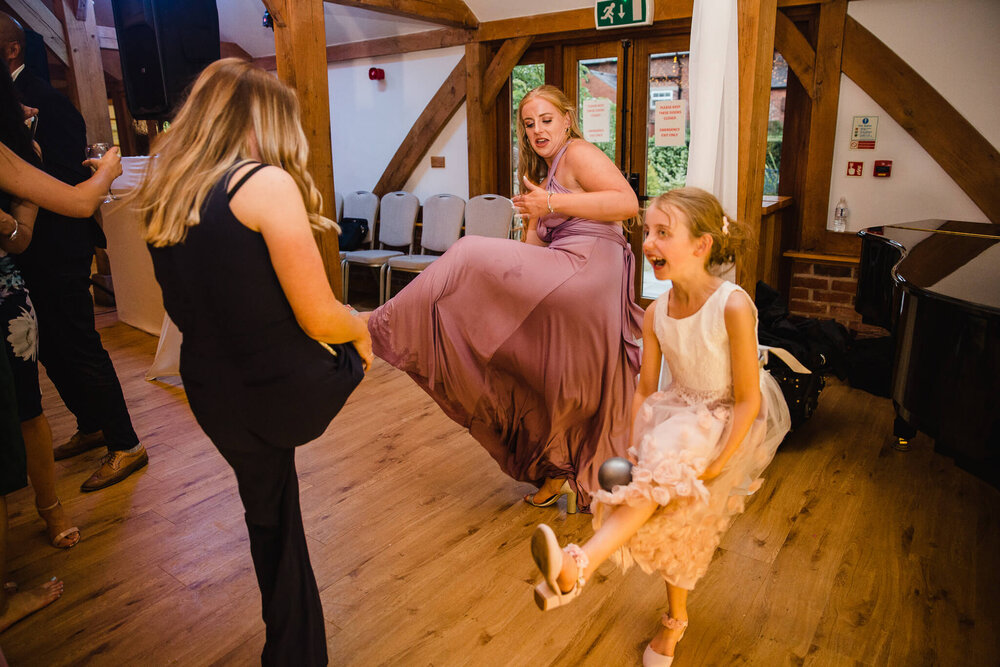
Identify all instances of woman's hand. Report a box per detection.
[512,176,551,220]
[84,146,123,181]
[352,328,373,372]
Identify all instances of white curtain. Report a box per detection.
[686,0,740,220]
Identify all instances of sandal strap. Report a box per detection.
[661,614,689,630]
[564,544,588,590]
[36,500,61,513]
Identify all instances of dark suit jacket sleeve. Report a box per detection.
[15,69,91,187]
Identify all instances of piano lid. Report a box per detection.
[859,219,1000,315]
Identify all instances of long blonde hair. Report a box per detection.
[516,85,584,186]
[649,187,755,267]
[134,58,330,247]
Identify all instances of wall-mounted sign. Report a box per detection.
[847,161,863,176]
[595,0,653,30]
[874,159,893,177]
[582,97,612,143]
[850,115,878,149]
[654,100,686,147]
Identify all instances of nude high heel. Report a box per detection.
[524,479,578,514]
[642,614,688,666]
[530,524,588,611]
[559,480,578,514]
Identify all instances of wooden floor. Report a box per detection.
[1,309,998,666]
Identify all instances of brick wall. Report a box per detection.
[788,259,887,337]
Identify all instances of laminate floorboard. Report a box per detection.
[0,310,997,666]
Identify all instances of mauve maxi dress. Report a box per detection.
[368,143,643,511]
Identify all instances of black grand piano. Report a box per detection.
[856,219,1000,485]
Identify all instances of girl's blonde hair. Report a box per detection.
[516,85,584,186]
[134,58,330,247]
[649,187,755,267]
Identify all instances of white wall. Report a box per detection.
[327,46,469,203]
[826,0,999,231]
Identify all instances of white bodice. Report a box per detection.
[653,281,754,406]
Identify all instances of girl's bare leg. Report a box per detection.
[555,499,658,592]
[648,583,688,656]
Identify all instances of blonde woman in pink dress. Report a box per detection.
[530,188,790,665]
[367,85,643,513]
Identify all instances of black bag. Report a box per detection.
[338,217,369,251]
[766,354,825,431]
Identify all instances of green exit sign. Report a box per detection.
[595,0,653,30]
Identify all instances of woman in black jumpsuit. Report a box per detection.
[136,59,372,666]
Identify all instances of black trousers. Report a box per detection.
[183,366,338,667]
[17,249,139,451]
[219,440,327,666]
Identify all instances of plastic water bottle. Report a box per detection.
[832,197,848,233]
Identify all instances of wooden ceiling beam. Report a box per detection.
[324,0,478,29]
[4,0,68,64]
[476,0,819,42]
[842,16,1000,223]
[252,27,473,70]
[774,9,815,95]
[373,57,466,197]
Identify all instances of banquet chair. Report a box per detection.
[466,194,515,239]
[334,191,344,223]
[338,190,379,282]
[384,193,465,302]
[343,190,418,304]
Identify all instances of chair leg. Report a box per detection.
[378,264,388,306]
[342,260,350,303]
[384,266,393,303]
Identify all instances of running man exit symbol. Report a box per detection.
[595,0,653,29]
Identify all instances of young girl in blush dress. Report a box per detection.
[529,187,790,666]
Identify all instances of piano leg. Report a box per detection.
[893,415,918,451]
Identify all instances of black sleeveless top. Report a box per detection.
[148,163,362,448]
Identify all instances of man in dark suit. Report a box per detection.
[1,12,147,491]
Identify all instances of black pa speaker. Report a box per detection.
[110,0,220,120]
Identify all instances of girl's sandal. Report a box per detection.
[642,614,688,666]
[36,501,81,549]
[530,524,588,610]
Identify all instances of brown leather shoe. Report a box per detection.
[54,430,107,461]
[80,446,149,492]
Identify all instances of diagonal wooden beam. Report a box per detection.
[774,9,815,96]
[374,57,466,197]
[480,36,533,111]
[5,0,68,64]
[252,27,473,70]
[324,0,477,29]
[842,16,1000,223]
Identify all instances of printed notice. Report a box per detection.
[850,115,878,150]
[582,98,612,143]
[654,100,686,147]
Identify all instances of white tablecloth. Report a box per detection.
[101,156,180,379]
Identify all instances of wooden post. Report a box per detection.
[265,0,343,298]
[466,41,497,197]
[51,0,113,144]
[797,0,847,253]
[736,0,778,295]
